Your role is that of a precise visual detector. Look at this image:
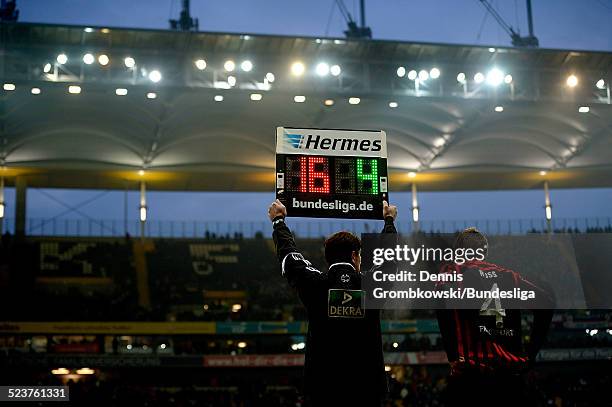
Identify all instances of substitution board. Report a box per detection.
[275,127,388,219]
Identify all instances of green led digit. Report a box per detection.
[356,158,378,194]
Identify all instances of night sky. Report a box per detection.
[8,0,612,228]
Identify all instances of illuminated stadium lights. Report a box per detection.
[98,54,110,66]
[68,85,81,94]
[227,75,236,87]
[433,137,446,147]
[231,303,242,312]
[578,106,590,113]
[407,70,417,80]
[396,67,406,77]
[488,47,496,53]
[148,70,162,83]
[330,64,341,76]
[324,99,334,106]
[140,205,147,222]
[294,95,306,103]
[430,67,440,79]
[265,72,275,82]
[250,93,263,101]
[160,343,167,349]
[101,28,110,34]
[494,106,504,112]
[115,88,128,96]
[539,170,547,176]
[126,344,133,350]
[124,57,136,68]
[474,72,485,84]
[214,95,224,102]
[31,87,41,95]
[504,74,513,84]
[596,79,605,89]
[385,366,392,372]
[392,342,399,348]
[146,92,157,99]
[84,27,94,33]
[3,83,15,91]
[291,61,305,76]
[51,368,70,375]
[456,72,466,83]
[545,204,552,221]
[486,68,504,86]
[138,169,145,176]
[408,171,416,178]
[237,341,247,348]
[192,58,206,70]
[43,63,52,73]
[566,74,578,87]
[315,62,330,76]
[240,60,253,72]
[291,342,306,351]
[418,69,429,81]
[82,53,95,65]
[348,97,360,105]
[57,53,68,64]
[224,60,235,72]
[389,101,398,108]
[76,368,95,375]
[0,202,4,218]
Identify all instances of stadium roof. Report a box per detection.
[1,23,611,192]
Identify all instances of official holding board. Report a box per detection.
[270,127,396,406]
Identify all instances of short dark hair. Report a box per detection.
[454,227,488,258]
[324,231,361,265]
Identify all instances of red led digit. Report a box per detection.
[299,156,308,192]
[308,156,330,193]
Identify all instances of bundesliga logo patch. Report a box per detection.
[328,289,365,318]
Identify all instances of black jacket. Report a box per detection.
[273,217,397,405]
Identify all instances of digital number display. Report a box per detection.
[276,127,388,219]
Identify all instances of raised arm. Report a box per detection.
[381,201,398,234]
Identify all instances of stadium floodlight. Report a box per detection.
[101,28,110,34]
[31,87,41,95]
[596,79,605,89]
[98,54,110,66]
[348,97,360,105]
[539,170,547,176]
[407,70,417,80]
[160,343,167,349]
[396,67,406,78]
[578,106,590,113]
[3,83,15,91]
[389,101,398,108]
[266,72,275,83]
[231,303,242,312]
[148,70,162,83]
[291,61,305,76]
[392,342,399,348]
[240,60,253,72]
[84,27,94,33]
[126,344,133,350]
[430,67,440,79]
[418,70,429,81]
[433,137,446,147]
[294,95,306,103]
[250,93,263,101]
[124,57,136,68]
[44,63,52,73]
[486,68,504,86]
[193,59,206,70]
[115,88,128,96]
[408,172,416,178]
[488,47,496,53]
[330,64,341,76]
[504,74,513,84]
[385,366,392,372]
[214,95,224,102]
[324,99,334,106]
[412,207,419,223]
[138,169,145,176]
[0,202,4,218]
[140,206,147,222]
[474,72,485,84]
[545,205,552,221]
[457,72,466,83]
[315,62,330,76]
[68,85,81,94]
[566,74,578,87]
[146,92,157,99]
[494,106,504,112]
[57,53,68,64]
[224,60,236,72]
[76,368,95,375]
[237,341,247,349]
[82,53,95,65]
[51,368,70,375]
[227,75,236,87]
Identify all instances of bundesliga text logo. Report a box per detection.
[285,133,382,153]
[292,197,374,213]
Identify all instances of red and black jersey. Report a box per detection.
[436,260,553,376]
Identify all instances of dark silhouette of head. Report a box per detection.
[454,227,488,259]
[324,231,362,271]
